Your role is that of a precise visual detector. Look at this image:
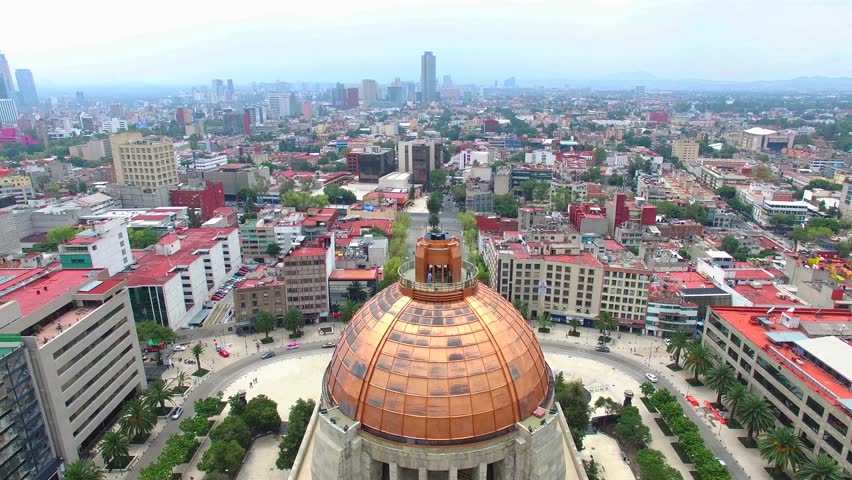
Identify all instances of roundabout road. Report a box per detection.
[127,340,746,480]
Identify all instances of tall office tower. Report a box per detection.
[211,79,224,100]
[288,93,300,117]
[331,82,345,107]
[398,139,444,190]
[225,79,234,101]
[244,105,266,125]
[361,79,378,107]
[0,99,18,126]
[420,51,437,103]
[634,85,646,96]
[111,132,178,187]
[0,53,14,98]
[387,86,404,105]
[344,88,359,109]
[442,75,452,88]
[109,102,123,117]
[15,69,38,106]
[267,92,291,119]
[75,90,85,106]
[503,77,516,89]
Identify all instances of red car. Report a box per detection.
[218,349,230,358]
[144,346,160,353]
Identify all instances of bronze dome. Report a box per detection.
[324,237,551,445]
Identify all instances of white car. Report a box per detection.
[645,373,658,383]
[173,345,187,352]
[664,338,671,346]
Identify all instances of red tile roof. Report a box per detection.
[0,267,105,316]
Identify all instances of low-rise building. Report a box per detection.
[233,265,288,323]
[279,240,333,322]
[0,170,34,204]
[328,268,380,309]
[59,217,133,275]
[704,306,852,472]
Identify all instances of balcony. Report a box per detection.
[398,260,479,301]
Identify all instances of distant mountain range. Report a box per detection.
[565,72,852,92]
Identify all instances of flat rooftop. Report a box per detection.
[711,306,852,404]
[0,266,103,316]
[329,269,380,282]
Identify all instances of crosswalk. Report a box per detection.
[205,301,231,327]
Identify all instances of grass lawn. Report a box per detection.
[640,397,658,413]
[192,368,209,378]
[105,455,134,471]
[666,363,684,372]
[260,337,274,344]
[765,468,793,480]
[671,442,692,464]
[738,436,758,449]
[655,417,674,436]
[685,378,704,387]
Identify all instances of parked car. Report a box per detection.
[322,342,336,349]
[261,351,276,359]
[170,406,184,420]
[595,345,610,353]
[286,342,300,350]
[645,373,658,383]
[144,346,160,353]
[218,349,230,358]
[664,338,671,346]
[173,345,187,352]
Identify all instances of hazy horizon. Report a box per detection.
[2,0,851,87]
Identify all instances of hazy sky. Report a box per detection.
[2,0,850,87]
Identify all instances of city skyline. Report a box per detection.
[1,0,850,87]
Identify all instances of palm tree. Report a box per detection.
[795,453,845,480]
[512,299,529,321]
[666,331,691,367]
[143,379,175,411]
[283,308,305,336]
[536,311,553,330]
[341,299,359,324]
[254,310,275,340]
[118,399,156,441]
[736,394,775,442]
[723,383,749,423]
[705,361,737,405]
[759,427,804,476]
[569,318,581,335]
[191,343,205,372]
[347,281,367,302]
[62,460,105,480]
[683,343,713,382]
[174,370,188,392]
[595,311,617,345]
[100,431,130,470]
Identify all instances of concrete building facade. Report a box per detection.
[111,132,177,188]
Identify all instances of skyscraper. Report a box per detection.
[0,99,18,126]
[15,69,37,106]
[331,82,345,107]
[211,79,224,100]
[225,79,234,101]
[420,51,437,103]
[361,79,378,107]
[0,53,15,99]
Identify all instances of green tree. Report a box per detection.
[579,167,602,182]
[266,243,282,257]
[47,225,77,245]
[210,415,252,448]
[569,318,581,335]
[520,180,538,201]
[493,194,519,217]
[723,383,749,423]
[276,398,316,469]
[512,299,529,321]
[594,311,617,345]
[656,201,683,218]
[593,147,607,165]
[451,184,466,203]
[255,310,275,340]
[428,212,440,231]
[242,394,282,434]
[198,439,245,474]
[341,299,359,324]
[129,227,161,249]
[143,379,175,411]
[615,405,651,449]
[684,203,708,224]
[684,343,713,381]
[640,382,656,398]
[721,236,740,256]
[705,361,737,405]
[636,448,684,480]
[179,415,211,437]
[100,431,130,470]
[62,460,106,480]
[715,186,737,200]
[428,169,449,192]
[554,373,590,449]
[795,453,845,480]
[191,343,205,372]
[427,191,443,215]
[134,320,176,344]
[323,184,356,204]
[283,308,305,336]
[666,331,691,367]
[835,241,851,259]
[736,394,775,441]
[379,257,402,290]
[174,370,188,391]
[118,399,156,441]
[536,311,553,330]
[759,427,804,476]
[770,213,798,228]
[228,394,247,417]
[194,397,224,418]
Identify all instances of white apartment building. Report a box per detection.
[59,217,133,275]
[525,150,556,166]
[754,200,812,226]
[193,154,228,171]
[0,265,146,462]
[267,92,293,120]
[101,118,128,134]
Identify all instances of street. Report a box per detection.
[407,200,467,260]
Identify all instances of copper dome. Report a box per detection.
[325,238,551,445]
